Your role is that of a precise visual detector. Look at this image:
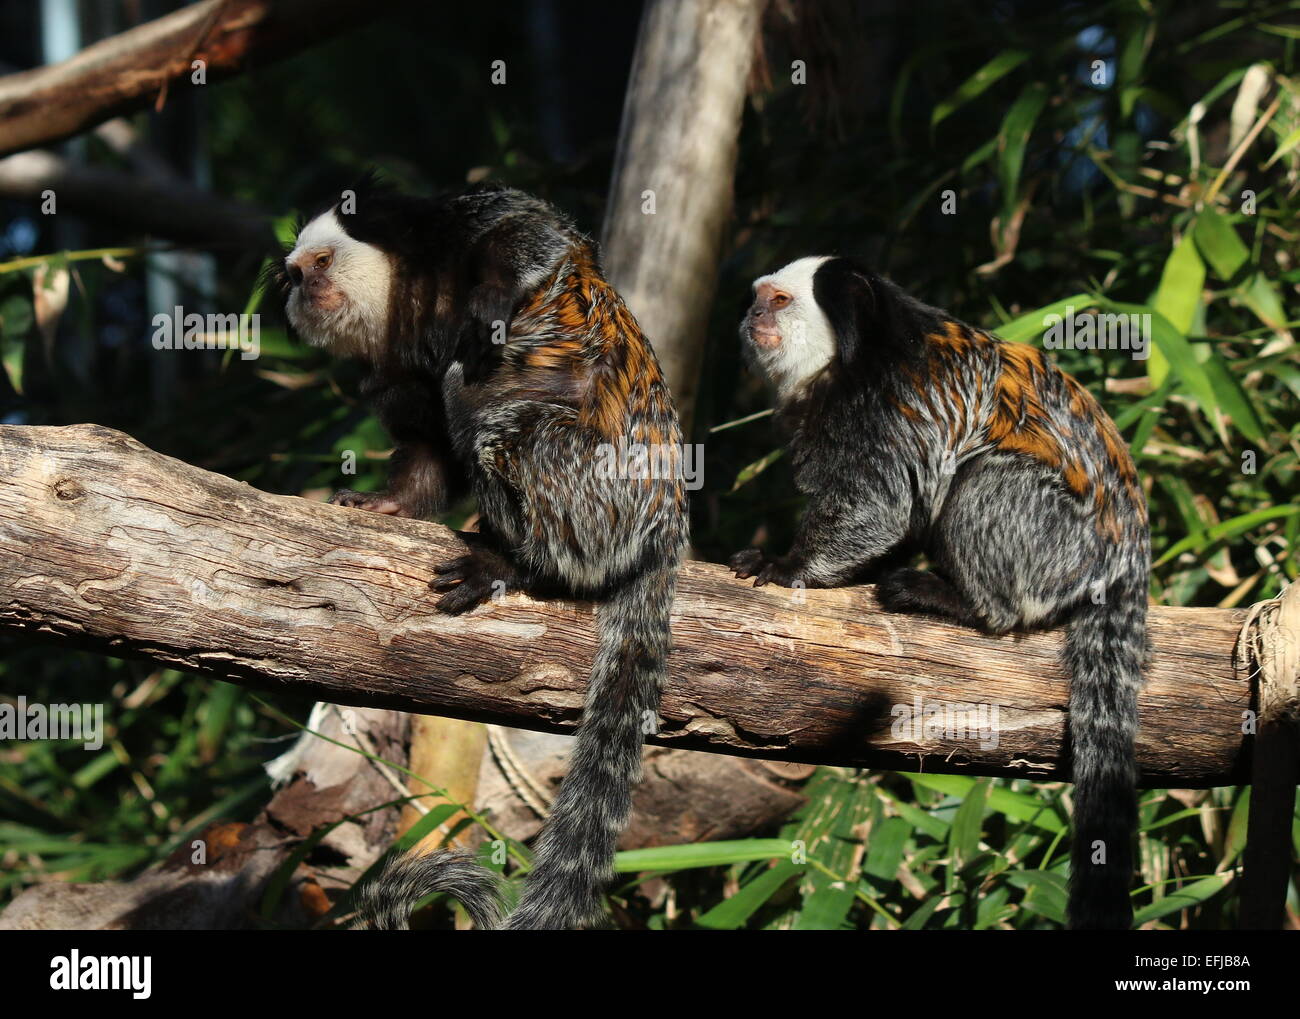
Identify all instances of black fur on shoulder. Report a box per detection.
[812,257,941,384]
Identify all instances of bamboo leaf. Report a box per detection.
[1192,208,1249,281]
[932,49,1030,128]
[863,817,912,882]
[1132,876,1229,923]
[998,82,1050,218]
[995,293,1095,345]
[696,860,801,930]
[1200,348,1267,445]
[906,773,1066,833]
[1236,273,1288,332]
[729,448,784,492]
[949,777,990,870]
[613,838,792,873]
[1264,124,1300,168]
[1105,300,1220,435]
[1148,236,1205,388]
[1156,505,1300,565]
[1006,870,1068,924]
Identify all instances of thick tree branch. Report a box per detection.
[0,0,398,160]
[0,149,274,251]
[0,424,1251,786]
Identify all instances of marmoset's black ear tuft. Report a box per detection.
[345,168,395,204]
[812,257,882,370]
[813,257,937,381]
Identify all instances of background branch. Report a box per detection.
[0,0,398,160]
[0,148,273,251]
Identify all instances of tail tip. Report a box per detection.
[355,849,505,930]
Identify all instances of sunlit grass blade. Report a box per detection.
[695,860,802,930]
[1132,875,1230,924]
[613,838,792,873]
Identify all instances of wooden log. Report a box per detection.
[0,0,396,160]
[0,423,1251,787]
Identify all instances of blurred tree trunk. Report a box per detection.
[600,0,767,435]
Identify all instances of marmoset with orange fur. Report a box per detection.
[731,256,1149,930]
[279,178,687,929]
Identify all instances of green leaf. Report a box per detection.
[0,293,33,339]
[729,447,784,492]
[395,802,464,852]
[1259,23,1300,39]
[788,773,873,929]
[878,787,949,841]
[1222,790,1249,867]
[1157,475,1204,538]
[949,778,990,870]
[1200,348,1267,445]
[1006,870,1068,924]
[998,82,1050,218]
[961,136,998,175]
[863,817,911,882]
[1148,236,1205,387]
[932,49,1031,127]
[1236,273,1288,332]
[905,773,1066,833]
[613,838,792,873]
[250,328,305,360]
[1132,875,1229,924]
[696,860,801,929]
[1115,11,1152,91]
[197,682,243,762]
[889,48,933,146]
[70,751,121,791]
[260,818,349,922]
[273,213,300,249]
[1192,208,1249,281]
[1156,505,1300,565]
[995,293,1094,344]
[1264,124,1300,168]
[1113,376,1175,432]
[901,894,945,929]
[1104,300,1220,435]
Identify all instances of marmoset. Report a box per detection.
[730,256,1149,930]
[280,178,688,930]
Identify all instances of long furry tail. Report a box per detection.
[354,560,678,931]
[355,849,505,930]
[1064,577,1147,929]
[501,560,677,929]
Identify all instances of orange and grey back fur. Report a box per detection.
[281,179,687,929]
[730,256,1149,929]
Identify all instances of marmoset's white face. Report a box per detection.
[740,255,837,401]
[284,209,392,359]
